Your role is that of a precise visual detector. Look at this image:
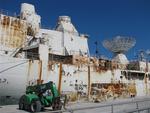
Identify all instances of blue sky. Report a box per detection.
[0,0,150,60]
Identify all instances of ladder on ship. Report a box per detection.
[10,36,34,57]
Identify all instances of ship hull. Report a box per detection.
[0,56,150,105]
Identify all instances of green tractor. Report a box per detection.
[19,81,63,112]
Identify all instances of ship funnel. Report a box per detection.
[55,16,78,35]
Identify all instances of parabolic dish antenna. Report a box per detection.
[103,36,136,64]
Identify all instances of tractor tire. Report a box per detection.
[29,100,41,112]
[19,95,25,110]
[52,98,62,111]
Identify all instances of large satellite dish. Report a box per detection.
[103,36,136,64]
[103,36,136,54]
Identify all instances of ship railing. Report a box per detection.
[47,98,150,113]
[0,9,18,18]
[69,50,80,55]
[40,25,52,30]
[49,50,62,54]
[49,50,88,56]
[25,51,39,60]
[69,50,88,56]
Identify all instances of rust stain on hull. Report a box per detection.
[58,63,62,94]
[91,83,129,102]
[27,60,32,85]
[37,60,43,84]
[0,14,27,48]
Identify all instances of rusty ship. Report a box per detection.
[0,3,150,105]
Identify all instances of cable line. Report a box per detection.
[0,61,28,74]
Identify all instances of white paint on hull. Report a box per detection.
[0,56,28,97]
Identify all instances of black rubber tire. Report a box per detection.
[19,102,24,110]
[30,100,41,112]
[19,95,25,110]
[52,98,62,111]
[41,106,45,111]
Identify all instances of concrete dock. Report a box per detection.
[1,96,150,113]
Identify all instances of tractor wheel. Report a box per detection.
[29,100,41,112]
[19,95,25,110]
[52,98,62,110]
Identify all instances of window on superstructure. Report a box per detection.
[71,37,73,41]
[5,51,8,54]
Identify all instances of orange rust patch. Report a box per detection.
[0,15,27,48]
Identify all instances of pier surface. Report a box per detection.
[1,96,150,113]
